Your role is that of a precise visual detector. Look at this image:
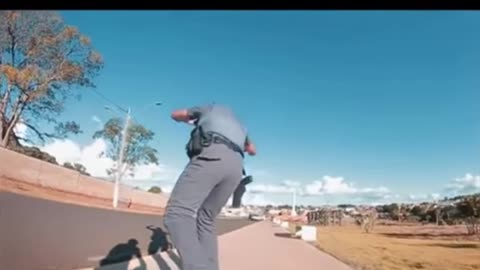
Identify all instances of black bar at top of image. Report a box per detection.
[1,0,478,11]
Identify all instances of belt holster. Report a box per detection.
[186,125,212,159]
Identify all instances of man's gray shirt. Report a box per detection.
[187,104,248,151]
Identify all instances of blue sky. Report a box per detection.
[37,11,480,205]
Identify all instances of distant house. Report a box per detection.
[345,207,356,213]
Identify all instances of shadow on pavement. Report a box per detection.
[274,232,301,239]
[148,225,180,269]
[96,225,180,270]
[96,239,146,270]
[146,225,170,255]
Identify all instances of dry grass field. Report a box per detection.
[315,223,480,270]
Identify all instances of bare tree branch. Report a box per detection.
[22,121,47,142]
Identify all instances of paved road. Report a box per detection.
[0,192,255,270]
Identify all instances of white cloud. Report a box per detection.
[304,176,357,195]
[302,176,390,197]
[14,121,34,146]
[407,193,442,203]
[243,193,277,206]
[445,173,480,195]
[42,139,79,160]
[161,184,174,193]
[14,121,28,139]
[249,183,295,194]
[237,172,480,206]
[40,138,180,190]
[243,175,391,205]
[282,179,302,187]
[248,178,302,194]
[431,193,441,200]
[123,162,179,183]
[42,139,113,177]
[225,193,276,207]
[248,175,390,198]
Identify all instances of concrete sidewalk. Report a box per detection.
[219,221,353,270]
[84,221,353,270]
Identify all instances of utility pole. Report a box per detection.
[113,107,131,208]
[291,188,298,216]
[104,101,161,209]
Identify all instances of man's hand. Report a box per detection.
[171,109,190,122]
[245,140,256,156]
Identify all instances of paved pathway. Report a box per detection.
[82,221,353,270]
[0,192,254,270]
[219,221,353,270]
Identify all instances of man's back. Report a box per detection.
[196,104,247,150]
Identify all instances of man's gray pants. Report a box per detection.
[163,144,243,270]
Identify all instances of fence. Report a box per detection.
[0,147,168,208]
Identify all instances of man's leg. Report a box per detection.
[197,167,242,270]
[163,157,224,270]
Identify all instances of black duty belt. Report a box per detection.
[210,133,244,158]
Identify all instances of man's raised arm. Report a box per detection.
[171,105,208,123]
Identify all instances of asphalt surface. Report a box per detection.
[0,192,255,270]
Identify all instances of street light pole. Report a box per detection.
[113,107,131,208]
[291,188,297,216]
[105,101,162,209]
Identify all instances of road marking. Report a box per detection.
[159,250,181,270]
[81,249,181,270]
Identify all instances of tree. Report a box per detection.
[0,11,103,148]
[383,203,400,220]
[410,205,423,217]
[63,161,90,176]
[148,186,162,194]
[63,161,75,169]
[73,163,89,176]
[19,145,57,164]
[358,209,378,233]
[449,206,462,224]
[456,196,480,235]
[93,117,158,179]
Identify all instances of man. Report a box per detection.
[164,104,256,270]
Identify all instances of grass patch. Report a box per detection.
[315,225,480,270]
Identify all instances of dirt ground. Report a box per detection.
[315,223,480,270]
[0,177,165,215]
